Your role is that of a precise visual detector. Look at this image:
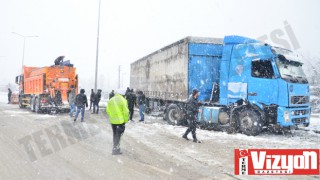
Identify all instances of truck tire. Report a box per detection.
[34,97,41,113]
[145,107,151,114]
[19,97,26,108]
[239,109,262,136]
[165,104,183,125]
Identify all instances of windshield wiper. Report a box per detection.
[282,74,293,77]
[282,74,299,83]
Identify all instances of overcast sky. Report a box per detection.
[0,0,319,92]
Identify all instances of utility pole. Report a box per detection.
[94,0,101,93]
[12,32,38,74]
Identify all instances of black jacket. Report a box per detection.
[138,94,145,105]
[126,92,136,109]
[90,92,95,102]
[94,92,101,103]
[109,92,114,99]
[186,95,199,118]
[76,93,88,107]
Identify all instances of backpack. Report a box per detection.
[76,94,85,106]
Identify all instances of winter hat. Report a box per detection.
[116,89,126,95]
[80,89,85,93]
[192,89,199,96]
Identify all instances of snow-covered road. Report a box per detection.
[0,92,319,179]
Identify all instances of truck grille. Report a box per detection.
[292,117,307,124]
[292,109,309,116]
[290,96,309,105]
[292,118,307,124]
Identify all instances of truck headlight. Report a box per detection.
[284,110,290,122]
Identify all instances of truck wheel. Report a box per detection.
[19,97,26,108]
[239,109,262,136]
[145,107,151,114]
[165,104,183,125]
[34,98,41,113]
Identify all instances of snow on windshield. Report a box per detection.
[276,58,307,78]
[273,47,307,78]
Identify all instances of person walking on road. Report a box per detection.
[137,91,146,122]
[93,89,102,114]
[109,90,115,99]
[68,88,76,117]
[125,87,130,98]
[126,89,136,121]
[182,89,201,143]
[74,89,88,122]
[89,89,95,110]
[8,88,12,104]
[106,89,129,155]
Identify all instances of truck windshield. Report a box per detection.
[276,55,308,84]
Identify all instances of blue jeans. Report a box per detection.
[69,103,75,117]
[75,105,85,121]
[139,104,145,121]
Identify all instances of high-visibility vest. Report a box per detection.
[106,94,129,124]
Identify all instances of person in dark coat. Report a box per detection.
[93,89,102,114]
[109,90,115,99]
[74,89,88,122]
[89,89,95,110]
[126,89,137,121]
[137,91,146,122]
[125,87,130,98]
[8,88,12,104]
[54,56,65,65]
[182,89,201,143]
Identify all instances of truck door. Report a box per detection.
[188,55,220,102]
[248,59,278,105]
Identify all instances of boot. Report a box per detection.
[182,134,189,141]
[183,128,191,141]
[192,133,201,143]
[193,139,201,143]
[112,148,122,155]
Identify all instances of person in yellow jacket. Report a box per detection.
[106,89,129,155]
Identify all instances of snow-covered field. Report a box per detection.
[0,91,8,103]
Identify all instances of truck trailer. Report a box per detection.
[15,60,78,113]
[130,36,311,136]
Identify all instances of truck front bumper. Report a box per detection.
[277,106,310,127]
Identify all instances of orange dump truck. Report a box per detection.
[15,61,78,113]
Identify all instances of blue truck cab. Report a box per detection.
[198,35,310,135]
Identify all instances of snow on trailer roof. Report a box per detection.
[131,36,223,64]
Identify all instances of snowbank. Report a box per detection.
[0,92,8,103]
